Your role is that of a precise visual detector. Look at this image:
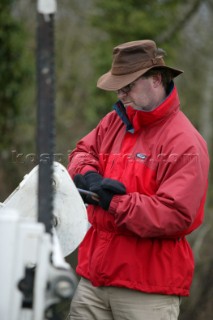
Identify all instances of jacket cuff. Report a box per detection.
[80,166,99,175]
[109,195,121,215]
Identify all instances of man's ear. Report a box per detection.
[152,73,162,88]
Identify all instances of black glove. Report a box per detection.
[75,171,126,210]
[85,172,126,210]
[73,173,99,205]
[84,171,103,190]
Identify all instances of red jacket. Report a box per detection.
[68,85,209,296]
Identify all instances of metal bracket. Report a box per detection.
[37,0,57,14]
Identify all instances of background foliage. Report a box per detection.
[0,0,212,319]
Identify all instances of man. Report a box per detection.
[67,40,209,320]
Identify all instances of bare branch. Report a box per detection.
[156,0,203,43]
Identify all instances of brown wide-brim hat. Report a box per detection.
[97,40,183,91]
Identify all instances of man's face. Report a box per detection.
[117,74,162,111]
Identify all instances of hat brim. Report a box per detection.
[97,66,183,91]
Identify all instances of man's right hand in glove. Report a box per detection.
[73,173,100,205]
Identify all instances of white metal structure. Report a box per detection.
[4,162,88,257]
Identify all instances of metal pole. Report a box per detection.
[36,1,57,233]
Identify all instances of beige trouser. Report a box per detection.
[67,278,180,320]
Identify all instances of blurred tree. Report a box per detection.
[0,0,32,199]
[55,0,97,153]
[177,1,213,178]
[0,0,29,148]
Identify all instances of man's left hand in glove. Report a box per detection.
[84,172,126,211]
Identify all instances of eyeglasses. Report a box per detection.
[117,76,143,94]
[117,82,135,94]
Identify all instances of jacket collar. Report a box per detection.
[125,82,180,131]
